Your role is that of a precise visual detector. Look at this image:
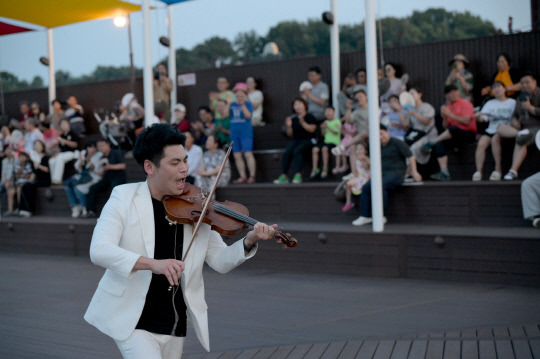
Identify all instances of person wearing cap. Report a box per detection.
[472,81,516,181]
[229,82,256,184]
[171,103,190,133]
[497,71,540,180]
[422,85,476,181]
[302,66,329,121]
[445,54,474,102]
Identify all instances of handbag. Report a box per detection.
[404,128,427,146]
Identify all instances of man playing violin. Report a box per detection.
[84,123,277,359]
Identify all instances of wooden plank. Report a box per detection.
[389,340,411,359]
[461,340,478,359]
[511,340,533,359]
[356,341,379,359]
[509,326,527,338]
[304,343,330,359]
[282,344,312,359]
[408,340,428,358]
[493,326,510,338]
[425,340,444,359]
[495,341,515,359]
[523,325,540,338]
[476,328,494,339]
[321,342,346,359]
[372,340,395,359]
[235,349,260,359]
[478,341,496,358]
[219,351,242,359]
[337,341,363,359]
[252,347,277,359]
[443,340,461,359]
[529,340,540,359]
[268,345,294,359]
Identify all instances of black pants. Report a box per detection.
[281,139,312,175]
[20,181,50,213]
[433,126,476,158]
[86,177,126,212]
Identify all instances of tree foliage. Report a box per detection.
[3,8,498,92]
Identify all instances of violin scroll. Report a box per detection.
[275,228,297,248]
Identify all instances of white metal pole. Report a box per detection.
[330,0,340,112]
[167,6,177,112]
[142,0,154,126]
[364,0,384,232]
[47,29,56,112]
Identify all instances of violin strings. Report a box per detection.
[188,196,258,225]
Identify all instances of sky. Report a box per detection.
[0,0,532,84]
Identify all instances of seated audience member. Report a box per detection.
[379,62,407,111]
[195,135,231,194]
[209,77,235,120]
[49,118,80,185]
[63,141,104,218]
[18,101,33,125]
[119,93,145,138]
[310,106,341,180]
[403,88,437,168]
[337,73,357,117]
[497,72,540,180]
[522,171,540,228]
[472,81,516,181]
[30,102,46,124]
[381,95,409,141]
[334,103,357,175]
[302,65,329,121]
[422,85,477,181]
[23,118,44,154]
[40,120,60,157]
[19,140,51,217]
[229,82,256,184]
[1,146,19,216]
[14,152,35,216]
[184,131,203,185]
[64,95,85,135]
[246,77,265,126]
[192,106,214,146]
[481,53,522,99]
[332,89,370,176]
[352,124,422,226]
[342,142,370,212]
[274,97,317,184]
[46,99,65,131]
[445,54,474,102]
[85,139,127,218]
[171,103,190,133]
[214,99,231,148]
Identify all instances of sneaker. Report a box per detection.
[342,203,355,212]
[71,205,82,218]
[81,207,88,217]
[292,174,303,184]
[533,217,540,228]
[352,216,387,226]
[489,171,501,181]
[516,132,533,146]
[430,171,451,181]
[472,171,482,181]
[273,175,288,184]
[420,142,433,155]
[309,168,321,180]
[404,174,414,183]
[503,170,518,180]
[320,169,329,179]
[18,210,32,217]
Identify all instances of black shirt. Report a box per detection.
[381,138,412,178]
[291,113,318,141]
[103,149,127,183]
[135,198,187,337]
[59,131,79,152]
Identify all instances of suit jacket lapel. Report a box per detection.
[134,181,155,258]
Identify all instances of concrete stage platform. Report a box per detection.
[1,253,538,359]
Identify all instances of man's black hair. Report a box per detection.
[197,105,211,113]
[521,71,537,81]
[85,140,97,148]
[355,67,366,75]
[133,123,186,168]
[380,124,388,131]
[308,65,321,74]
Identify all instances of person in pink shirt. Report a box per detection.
[422,85,477,181]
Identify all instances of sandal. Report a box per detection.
[233,177,247,184]
[247,177,256,184]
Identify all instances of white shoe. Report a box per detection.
[71,205,81,218]
[81,207,87,217]
[489,171,501,181]
[18,210,32,217]
[472,171,482,181]
[352,216,387,226]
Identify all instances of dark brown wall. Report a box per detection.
[3,31,539,148]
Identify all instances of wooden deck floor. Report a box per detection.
[1,253,539,359]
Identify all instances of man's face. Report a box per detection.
[97,141,110,155]
[150,145,189,197]
[521,76,537,93]
[355,92,367,107]
[445,89,460,103]
[20,104,29,114]
[67,96,76,107]
[199,109,210,122]
[308,71,320,84]
[380,129,390,145]
[356,71,366,85]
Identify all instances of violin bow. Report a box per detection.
[181,143,233,262]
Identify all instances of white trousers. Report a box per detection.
[115,330,185,359]
[49,151,78,183]
[522,172,540,220]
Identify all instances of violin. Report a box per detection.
[162,183,298,249]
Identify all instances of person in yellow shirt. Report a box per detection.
[481,53,522,98]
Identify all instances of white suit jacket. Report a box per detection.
[84,181,256,351]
